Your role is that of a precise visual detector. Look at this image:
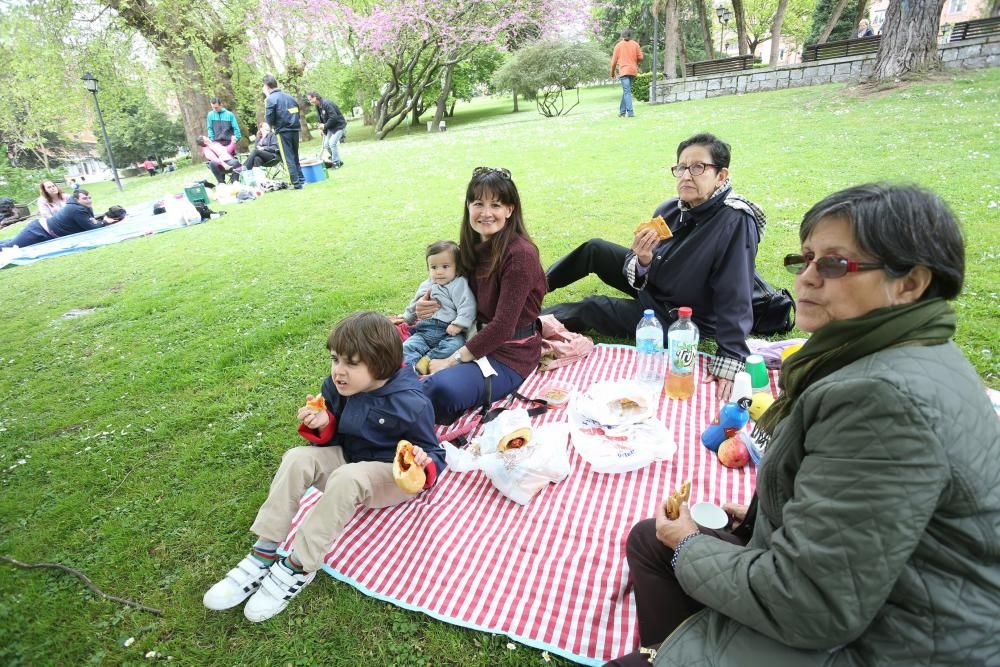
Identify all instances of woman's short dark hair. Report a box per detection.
[799,183,965,300]
[676,133,731,169]
[326,311,402,380]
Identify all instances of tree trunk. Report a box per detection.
[664,0,680,78]
[512,92,519,112]
[163,47,214,163]
[992,0,999,16]
[870,0,946,81]
[851,0,870,33]
[695,0,714,56]
[678,12,690,75]
[769,0,791,65]
[432,62,456,132]
[731,0,751,55]
[817,0,853,42]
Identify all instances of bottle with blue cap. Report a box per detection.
[634,309,665,396]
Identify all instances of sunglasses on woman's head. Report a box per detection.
[784,253,884,278]
[472,166,511,179]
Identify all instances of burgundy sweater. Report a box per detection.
[465,235,546,378]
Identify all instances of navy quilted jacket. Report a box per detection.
[656,342,1000,666]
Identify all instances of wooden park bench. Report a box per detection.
[949,16,1000,42]
[802,35,881,62]
[684,55,759,77]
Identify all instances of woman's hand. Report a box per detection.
[630,228,661,267]
[413,289,440,321]
[410,445,431,467]
[297,396,330,431]
[388,315,405,325]
[703,368,733,403]
[722,502,748,530]
[654,498,700,550]
[427,348,465,375]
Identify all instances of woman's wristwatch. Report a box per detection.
[451,350,463,364]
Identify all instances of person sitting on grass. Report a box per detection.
[391,240,476,375]
[203,311,446,623]
[195,135,243,185]
[0,190,126,250]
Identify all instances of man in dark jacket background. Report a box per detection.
[0,190,125,249]
[307,91,346,170]
[263,74,305,190]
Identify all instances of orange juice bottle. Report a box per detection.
[665,307,699,400]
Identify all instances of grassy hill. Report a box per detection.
[1,70,998,666]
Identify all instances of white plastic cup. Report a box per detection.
[690,502,728,529]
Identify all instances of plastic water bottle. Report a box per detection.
[666,307,699,400]
[634,309,665,395]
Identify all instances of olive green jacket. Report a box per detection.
[656,343,1000,666]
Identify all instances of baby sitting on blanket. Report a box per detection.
[203,312,447,622]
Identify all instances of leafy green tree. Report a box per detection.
[96,95,186,166]
[492,39,608,117]
[806,0,859,42]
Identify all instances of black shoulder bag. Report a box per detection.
[751,271,795,336]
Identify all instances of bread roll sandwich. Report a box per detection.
[663,480,691,520]
[633,215,672,240]
[305,395,326,412]
[497,427,532,452]
[393,440,426,494]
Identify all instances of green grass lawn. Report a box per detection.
[1,71,998,666]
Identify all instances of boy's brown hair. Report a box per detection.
[326,311,402,380]
[426,240,461,274]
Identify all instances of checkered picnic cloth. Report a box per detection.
[280,344,766,665]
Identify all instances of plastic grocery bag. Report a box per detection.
[568,380,677,474]
[442,409,570,505]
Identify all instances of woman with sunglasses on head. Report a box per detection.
[545,133,766,401]
[415,167,547,423]
[606,183,1000,667]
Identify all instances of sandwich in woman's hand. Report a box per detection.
[663,480,691,520]
[393,440,426,493]
[634,215,672,240]
[497,427,532,452]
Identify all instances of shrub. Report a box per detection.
[305,111,319,125]
[632,72,653,102]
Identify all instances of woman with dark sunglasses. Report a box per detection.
[607,183,999,666]
[545,133,766,401]
[414,167,546,423]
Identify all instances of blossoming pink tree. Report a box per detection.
[276,0,592,138]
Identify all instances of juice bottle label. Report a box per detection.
[669,340,696,374]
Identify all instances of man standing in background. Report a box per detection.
[610,29,644,118]
[263,75,305,190]
[206,97,242,156]
[307,92,347,170]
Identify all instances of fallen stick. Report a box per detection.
[1,555,163,615]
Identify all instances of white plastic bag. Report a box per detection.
[442,409,571,505]
[568,380,677,474]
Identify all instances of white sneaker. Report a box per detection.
[243,559,316,622]
[203,554,271,610]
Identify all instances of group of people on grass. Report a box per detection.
[199,132,999,666]
[198,77,347,188]
[0,181,127,251]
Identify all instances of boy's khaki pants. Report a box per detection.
[251,445,417,572]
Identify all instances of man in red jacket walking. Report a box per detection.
[610,29,644,118]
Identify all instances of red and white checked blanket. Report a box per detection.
[281,345,768,665]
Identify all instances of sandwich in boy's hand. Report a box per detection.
[304,395,326,413]
[393,440,426,493]
[497,427,532,452]
[663,479,691,520]
[634,215,672,240]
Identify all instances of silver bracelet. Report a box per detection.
[670,531,703,570]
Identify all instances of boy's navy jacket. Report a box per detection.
[298,368,446,482]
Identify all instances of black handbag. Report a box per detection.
[751,270,796,335]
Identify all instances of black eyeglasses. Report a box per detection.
[671,162,719,177]
[472,166,511,179]
[784,253,884,278]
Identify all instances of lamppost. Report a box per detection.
[81,72,123,192]
[715,4,733,56]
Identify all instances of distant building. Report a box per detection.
[870,0,988,35]
[63,129,112,183]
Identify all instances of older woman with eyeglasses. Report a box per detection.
[606,183,1000,667]
[545,133,766,401]
[414,167,547,423]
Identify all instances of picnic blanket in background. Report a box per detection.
[281,344,768,665]
[0,201,200,267]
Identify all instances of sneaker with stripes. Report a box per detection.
[202,554,271,610]
[243,558,316,622]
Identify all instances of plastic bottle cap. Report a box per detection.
[678,307,692,318]
[732,371,752,403]
[643,309,655,317]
